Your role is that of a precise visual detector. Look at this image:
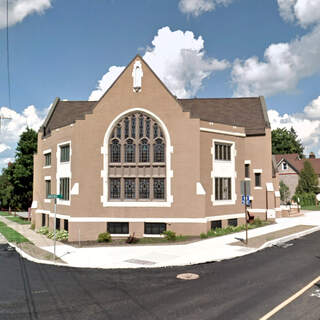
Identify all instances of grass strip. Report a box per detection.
[0,221,31,243]
[0,211,10,217]
[301,205,320,211]
[138,235,190,244]
[6,216,31,225]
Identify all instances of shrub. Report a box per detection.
[162,230,176,241]
[200,232,208,239]
[30,223,35,230]
[47,231,54,239]
[37,226,49,235]
[98,232,111,243]
[293,192,316,207]
[56,230,68,241]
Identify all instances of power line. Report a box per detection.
[6,0,12,109]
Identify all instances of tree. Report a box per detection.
[295,160,319,194]
[279,181,290,204]
[272,127,304,157]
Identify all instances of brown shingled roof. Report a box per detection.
[43,100,97,136]
[178,97,269,135]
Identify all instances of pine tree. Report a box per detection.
[296,160,319,194]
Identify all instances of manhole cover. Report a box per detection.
[176,273,199,280]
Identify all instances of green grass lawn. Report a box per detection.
[0,221,30,243]
[0,211,10,216]
[6,216,31,225]
[137,235,190,244]
[301,205,320,211]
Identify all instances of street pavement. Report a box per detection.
[1,230,320,320]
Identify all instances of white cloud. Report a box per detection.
[268,96,320,155]
[0,0,52,29]
[89,27,230,100]
[0,144,10,153]
[178,0,232,16]
[231,24,320,97]
[278,0,320,27]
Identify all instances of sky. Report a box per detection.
[0,0,320,170]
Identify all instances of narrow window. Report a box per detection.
[64,219,69,232]
[116,124,121,139]
[211,220,222,230]
[245,164,250,178]
[131,115,136,138]
[45,180,51,198]
[139,139,150,162]
[45,153,51,166]
[153,178,165,199]
[60,144,70,162]
[110,178,121,199]
[42,214,46,227]
[255,173,261,187]
[139,178,150,199]
[215,143,231,161]
[146,117,150,138]
[215,177,231,200]
[144,223,166,235]
[60,178,70,200]
[153,138,165,162]
[124,117,129,138]
[282,162,287,170]
[107,222,129,234]
[56,218,60,230]
[124,178,136,199]
[228,218,237,227]
[124,139,135,163]
[139,114,144,138]
[110,140,121,163]
[153,123,158,138]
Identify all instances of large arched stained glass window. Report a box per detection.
[108,112,166,201]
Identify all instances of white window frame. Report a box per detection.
[101,108,173,207]
[211,139,236,206]
[43,149,52,168]
[44,176,51,203]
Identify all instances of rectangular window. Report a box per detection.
[139,178,150,199]
[211,220,222,230]
[64,219,69,232]
[45,180,51,198]
[124,178,135,199]
[153,178,165,199]
[60,144,70,162]
[282,162,287,170]
[56,218,60,230]
[255,173,261,187]
[215,143,231,161]
[245,164,250,178]
[42,214,46,227]
[107,222,129,234]
[144,223,166,235]
[215,177,232,200]
[110,178,121,199]
[228,218,238,227]
[60,178,70,200]
[45,153,51,166]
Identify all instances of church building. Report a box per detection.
[31,56,280,241]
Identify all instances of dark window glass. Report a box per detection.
[228,218,237,227]
[110,178,121,199]
[60,178,70,200]
[215,177,232,200]
[107,222,129,234]
[139,178,150,199]
[154,139,165,162]
[144,223,166,235]
[215,143,231,161]
[116,124,121,139]
[124,178,136,199]
[56,218,60,230]
[245,164,250,178]
[153,178,165,199]
[42,214,46,227]
[153,123,158,138]
[146,118,150,138]
[124,139,135,162]
[110,140,121,163]
[139,114,144,138]
[255,173,261,187]
[60,145,70,162]
[45,153,51,166]
[131,115,136,138]
[211,220,222,230]
[124,117,129,138]
[45,180,51,198]
[64,219,69,232]
[139,139,150,162]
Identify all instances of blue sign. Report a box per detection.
[241,195,250,205]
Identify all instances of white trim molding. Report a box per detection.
[244,160,251,164]
[101,108,174,207]
[43,149,51,154]
[200,127,245,137]
[253,169,263,173]
[196,182,206,195]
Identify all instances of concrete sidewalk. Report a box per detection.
[2,210,320,269]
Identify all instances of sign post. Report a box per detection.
[48,194,62,261]
[240,181,251,245]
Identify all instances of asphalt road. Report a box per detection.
[1,231,320,320]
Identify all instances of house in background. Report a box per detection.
[275,152,320,200]
[31,55,281,242]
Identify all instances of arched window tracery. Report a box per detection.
[108,112,166,201]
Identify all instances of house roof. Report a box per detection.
[275,153,320,175]
[178,97,269,136]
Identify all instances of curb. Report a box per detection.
[259,225,320,250]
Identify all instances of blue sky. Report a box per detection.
[0,0,320,169]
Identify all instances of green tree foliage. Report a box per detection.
[279,181,290,204]
[272,127,304,157]
[0,128,37,210]
[296,160,319,195]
